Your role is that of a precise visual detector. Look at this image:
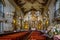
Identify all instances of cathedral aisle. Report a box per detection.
[0,0,60,40]
[27,31,46,40]
[0,31,53,40]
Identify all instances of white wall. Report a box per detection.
[48,0,55,25]
[3,0,15,31]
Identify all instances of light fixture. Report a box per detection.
[13,19,16,24]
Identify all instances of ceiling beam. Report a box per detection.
[8,0,18,8]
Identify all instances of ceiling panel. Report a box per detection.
[14,0,48,13]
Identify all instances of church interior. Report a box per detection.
[0,0,60,40]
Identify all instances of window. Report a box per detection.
[0,0,3,33]
[56,0,60,10]
[0,22,3,33]
[0,22,1,32]
[54,0,60,18]
[0,0,3,17]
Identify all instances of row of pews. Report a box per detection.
[28,31,46,40]
[0,31,30,40]
[0,31,53,40]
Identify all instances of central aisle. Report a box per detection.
[27,31,46,40]
[0,31,50,40]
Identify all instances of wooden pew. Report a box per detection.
[0,32,28,40]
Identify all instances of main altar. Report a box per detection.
[12,0,50,31]
[23,10,49,31]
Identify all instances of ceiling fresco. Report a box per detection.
[14,0,48,13]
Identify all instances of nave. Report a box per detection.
[0,0,60,40]
[0,31,52,40]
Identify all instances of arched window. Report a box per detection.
[0,0,3,17]
[54,0,60,18]
[0,0,4,33]
[56,0,60,10]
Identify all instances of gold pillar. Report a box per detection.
[12,12,17,31]
[24,21,29,31]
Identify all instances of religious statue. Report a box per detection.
[37,20,43,30]
[24,21,29,30]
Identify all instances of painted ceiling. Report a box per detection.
[14,0,51,13]
[14,0,48,13]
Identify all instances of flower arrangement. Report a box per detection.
[46,24,60,38]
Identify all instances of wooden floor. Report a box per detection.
[0,31,53,40]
